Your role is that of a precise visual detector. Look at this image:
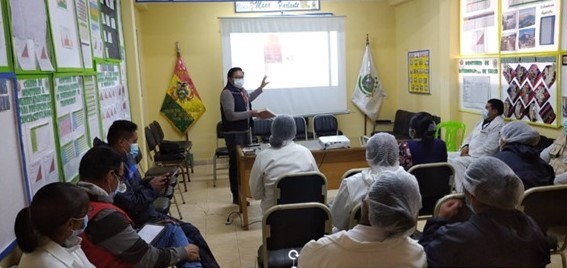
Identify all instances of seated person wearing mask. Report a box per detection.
[419,156,550,267]
[331,132,412,231]
[106,120,219,268]
[77,147,202,268]
[494,121,554,189]
[249,114,318,213]
[449,99,505,192]
[399,112,447,170]
[299,171,425,268]
[540,118,567,184]
[15,183,94,268]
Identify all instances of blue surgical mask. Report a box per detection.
[129,143,139,158]
[234,78,245,88]
[64,215,88,247]
[481,109,489,120]
[465,195,476,214]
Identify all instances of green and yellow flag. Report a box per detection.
[160,55,206,134]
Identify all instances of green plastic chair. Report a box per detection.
[435,121,466,152]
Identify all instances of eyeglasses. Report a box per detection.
[112,170,127,193]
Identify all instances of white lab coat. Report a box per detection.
[298,224,426,268]
[249,141,318,213]
[449,116,505,192]
[19,237,94,268]
[330,166,408,231]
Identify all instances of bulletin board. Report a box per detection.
[0,73,27,260]
[459,57,500,112]
[46,0,83,71]
[96,61,130,137]
[408,49,430,94]
[7,0,54,72]
[100,0,121,60]
[53,74,89,182]
[501,56,558,125]
[16,75,60,197]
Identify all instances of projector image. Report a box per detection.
[318,135,351,149]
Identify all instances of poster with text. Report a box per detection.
[75,0,93,69]
[16,76,59,196]
[9,0,54,72]
[54,76,89,181]
[408,50,430,94]
[100,0,120,60]
[83,75,102,141]
[560,55,567,119]
[501,56,557,126]
[501,0,559,53]
[459,58,500,112]
[97,62,130,137]
[0,1,10,71]
[46,0,83,70]
[460,0,499,55]
[88,0,104,59]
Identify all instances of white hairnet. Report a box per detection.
[463,156,524,210]
[366,170,421,238]
[269,114,296,148]
[366,133,399,167]
[500,121,540,146]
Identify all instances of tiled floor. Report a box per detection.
[177,162,563,268]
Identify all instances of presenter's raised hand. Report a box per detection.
[259,75,269,89]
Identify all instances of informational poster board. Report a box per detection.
[97,62,130,137]
[0,1,11,72]
[0,73,27,261]
[460,0,499,55]
[100,0,121,60]
[501,56,558,126]
[408,50,430,94]
[8,0,54,72]
[16,75,60,197]
[459,57,500,112]
[88,0,104,59]
[560,55,567,119]
[83,75,103,141]
[501,0,560,53]
[74,0,94,69]
[46,0,83,70]
[53,75,89,181]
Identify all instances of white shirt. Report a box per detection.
[18,237,94,268]
[298,225,426,268]
[461,116,505,158]
[330,166,408,231]
[249,141,319,213]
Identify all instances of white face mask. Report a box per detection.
[233,78,245,88]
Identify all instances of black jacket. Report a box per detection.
[494,142,554,189]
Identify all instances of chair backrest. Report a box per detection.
[252,118,273,142]
[145,126,158,152]
[149,121,163,144]
[519,184,567,233]
[152,121,166,142]
[293,116,308,140]
[216,121,225,145]
[261,203,332,268]
[275,172,327,205]
[433,193,464,217]
[348,202,362,229]
[408,162,454,216]
[392,110,415,137]
[341,168,366,181]
[435,121,466,152]
[313,114,338,138]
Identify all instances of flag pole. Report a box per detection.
[176,41,190,142]
[363,34,369,136]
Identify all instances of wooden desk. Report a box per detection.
[236,140,367,230]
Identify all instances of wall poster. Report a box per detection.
[83,75,103,141]
[88,0,104,59]
[460,0,499,55]
[408,49,430,94]
[97,62,130,137]
[16,76,60,196]
[99,0,120,60]
[46,0,83,70]
[501,56,558,126]
[459,57,500,112]
[75,0,94,69]
[501,0,560,53]
[53,75,89,181]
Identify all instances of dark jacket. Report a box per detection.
[494,142,555,189]
[220,83,251,132]
[419,209,550,267]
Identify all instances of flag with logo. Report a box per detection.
[351,44,386,120]
[160,54,206,134]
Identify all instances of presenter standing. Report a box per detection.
[220,67,271,204]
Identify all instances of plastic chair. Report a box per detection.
[340,168,365,181]
[519,184,567,268]
[313,114,342,138]
[435,121,466,152]
[252,118,273,143]
[407,162,455,219]
[213,122,229,187]
[347,202,362,230]
[275,171,327,205]
[257,203,332,268]
[150,121,194,173]
[293,116,313,140]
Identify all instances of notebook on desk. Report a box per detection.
[138,224,166,245]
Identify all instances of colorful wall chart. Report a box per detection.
[460,0,499,55]
[83,75,103,141]
[97,62,130,137]
[0,1,10,72]
[88,0,104,59]
[16,76,59,196]
[9,0,54,72]
[53,75,89,181]
[459,57,500,112]
[501,56,557,125]
[74,0,94,69]
[408,50,430,94]
[46,0,83,70]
